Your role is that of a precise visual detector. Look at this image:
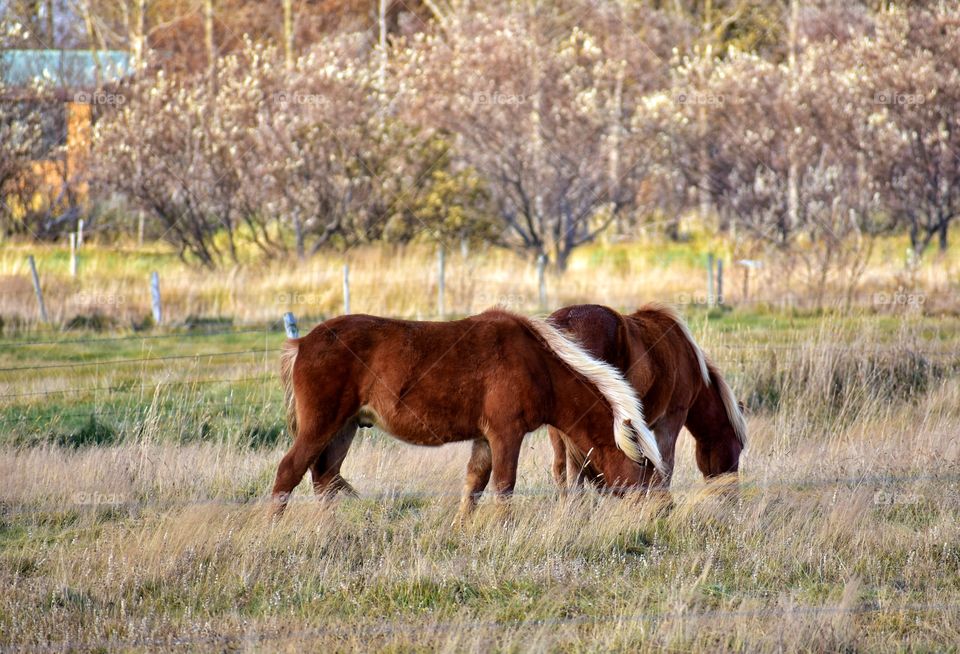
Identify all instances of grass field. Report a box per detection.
[1,239,959,651]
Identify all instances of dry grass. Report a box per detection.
[1,235,958,330]
[1,313,959,651]
[1,239,959,651]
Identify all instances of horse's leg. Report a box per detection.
[547,426,567,490]
[272,406,350,516]
[309,420,358,497]
[651,409,686,488]
[487,432,523,503]
[456,438,492,522]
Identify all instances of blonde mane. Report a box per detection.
[525,316,666,475]
[639,302,747,448]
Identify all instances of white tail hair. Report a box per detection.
[280,339,299,438]
[525,316,666,475]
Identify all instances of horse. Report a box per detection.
[546,303,747,490]
[272,309,666,517]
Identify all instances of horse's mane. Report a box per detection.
[635,302,709,385]
[706,358,748,448]
[634,303,747,449]
[515,312,665,475]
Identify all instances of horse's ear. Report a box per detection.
[737,400,747,414]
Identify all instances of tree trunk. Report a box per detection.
[283,0,295,71]
[909,219,920,257]
[130,0,146,70]
[938,217,949,252]
[80,1,103,87]
[293,211,305,260]
[204,0,216,92]
[45,0,54,45]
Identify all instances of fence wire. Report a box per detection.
[2,470,958,519]
[5,599,958,653]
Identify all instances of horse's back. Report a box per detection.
[548,304,626,365]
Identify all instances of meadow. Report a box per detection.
[1,237,959,651]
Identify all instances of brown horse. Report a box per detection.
[272,309,665,516]
[547,304,747,489]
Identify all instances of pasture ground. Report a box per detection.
[1,240,959,651]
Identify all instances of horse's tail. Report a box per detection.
[646,302,748,450]
[279,339,300,440]
[526,317,665,475]
[707,359,748,449]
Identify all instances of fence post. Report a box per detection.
[342,263,350,315]
[69,233,78,277]
[283,311,299,338]
[716,258,724,306]
[77,219,84,247]
[742,262,750,302]
[706,252,715,307]
[437,245,446,319]
[27,255,49,323]
[137,212,145,248]
[150,271,162,325]
[537,253,547,311]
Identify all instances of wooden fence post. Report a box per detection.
[437,245,446,319]
[283,311,299,338]
[27,255,49,323]
[706,252,715,307]
[150,271,162,325]
[742,262,750,302]
[342,264,351,315]
[716,258,724,305]
[537,253,547,311]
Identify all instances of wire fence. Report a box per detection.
[3,469,958,520]
[6,600,959,652]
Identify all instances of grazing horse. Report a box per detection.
[547,304,747,489]
[272,309,666,517]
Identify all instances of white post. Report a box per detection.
[27,255,49,323]
[150,271,162,324]
[342,264,351,315]
[283,312,299,338]
[76,218,84,247]
[69,233,78,277]
[137,212,144,247]
[437,245,446,319]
